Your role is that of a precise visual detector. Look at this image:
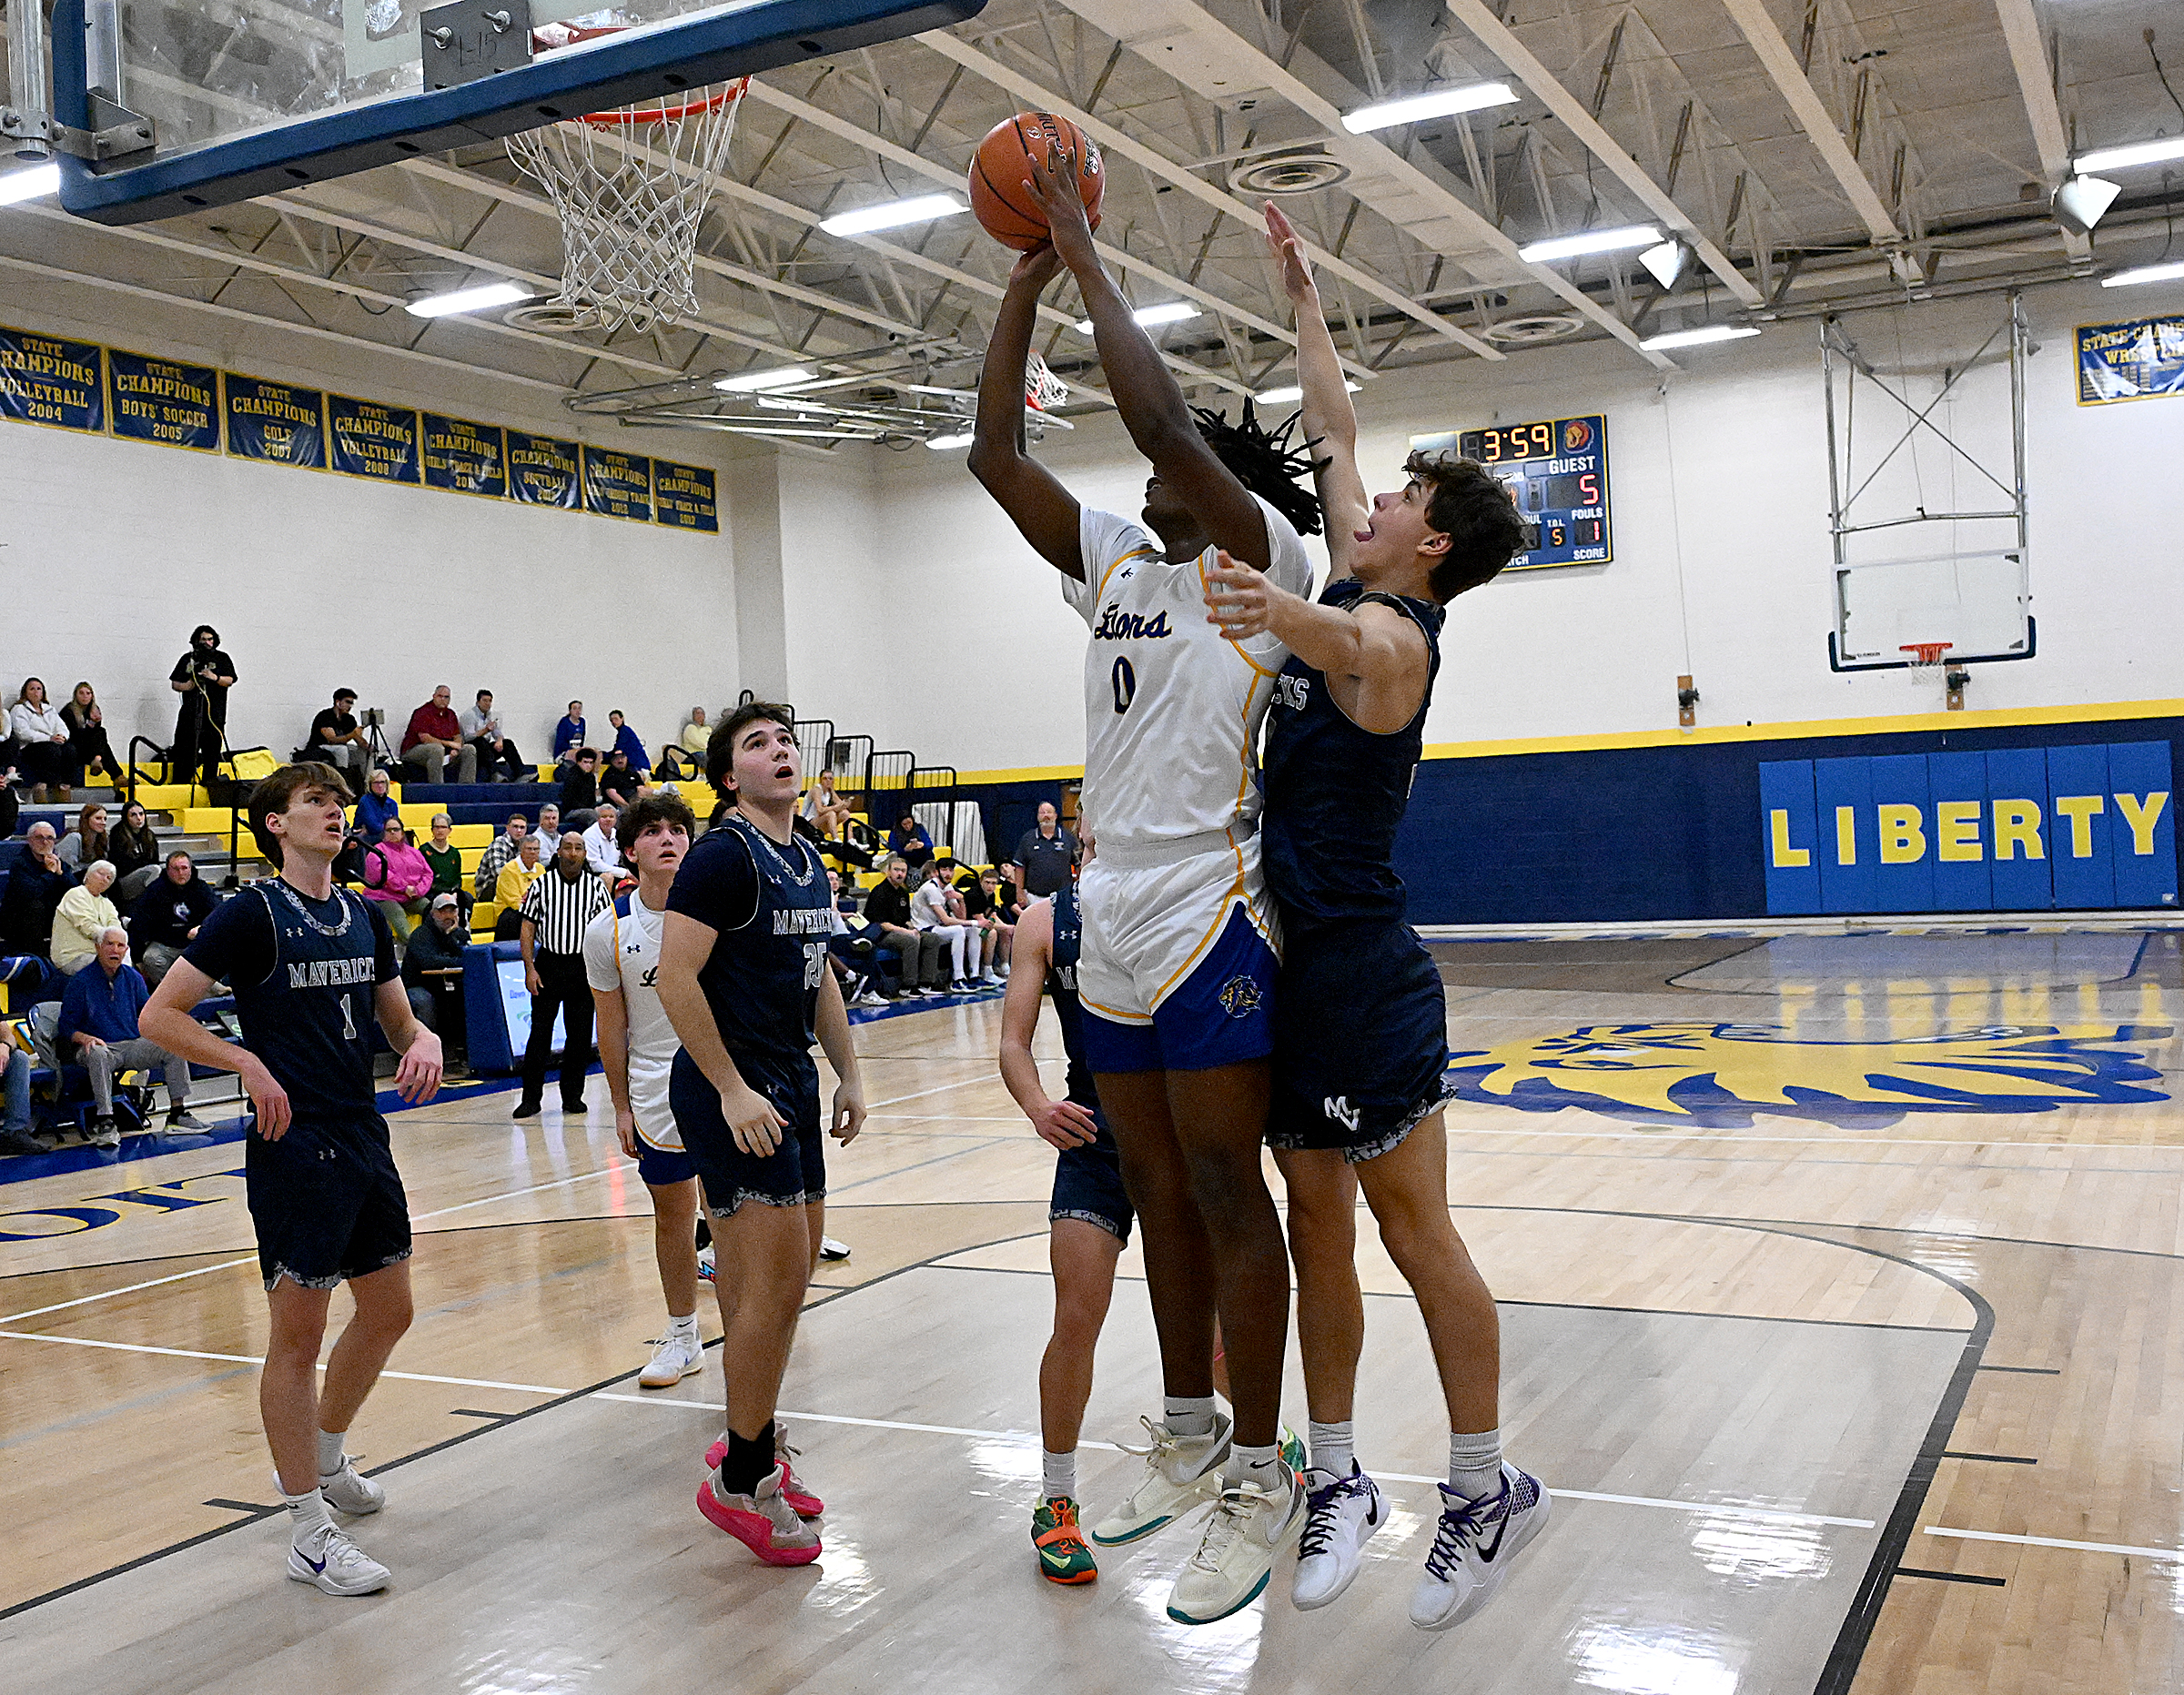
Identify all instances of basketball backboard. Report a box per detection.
[1828,550,2035,671]
[39,0,984,225]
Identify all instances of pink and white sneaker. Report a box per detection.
[705,1426,822,1518]
[697,1462,821,1566]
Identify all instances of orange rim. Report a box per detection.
[531,24,751,126]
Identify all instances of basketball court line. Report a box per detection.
[1923,1525,2184,1563]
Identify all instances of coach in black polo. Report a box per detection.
[1011,801,1079,907]
[514,830,612,1119]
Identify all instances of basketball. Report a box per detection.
[967,112,1104,251]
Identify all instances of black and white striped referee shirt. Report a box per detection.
[520,865,612,957]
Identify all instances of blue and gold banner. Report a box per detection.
[652,459,717,532]
[106,349,218,451]
[507,429,581,509]
[0,326,103,432]
[328,393,420,483]
[420,413,506,498]
[583,446,652,521]
[1760,742,2176,913]
[224,373,325,469]
[2076,316,2184,405]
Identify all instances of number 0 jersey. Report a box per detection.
[1063,497,1313,850]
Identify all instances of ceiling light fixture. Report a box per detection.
[1517,224,1663,264]
[404,280,531,318]
[818,193,968,237]
[1074,302,1203,334]
[1638,323,1761,351]
[2073,136,2184,174]
[1638,240,1689,289]
[713,365,816,392]
[925,431,975,449]
[1253,380,1361,405]
[0,162,61,207]
[2052,174,2123,236]
[1340,81,1519,134]
[2101,258,2184,288]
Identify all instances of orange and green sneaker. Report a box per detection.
[1279,1426,1308,1481]
[1033,1497,1098,1585]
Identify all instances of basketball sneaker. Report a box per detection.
[697,1244,714,1282]
[1089,1414,1231,1546]
[1290,1462,1385,1609]
[696,1463,821,1566]
[318,1455,386,1516]
[639,1330,704,1388]
[287,1521,390,1596]
[1032,1497,1097,1585]
[1409,1465,1551,1631]
[1166,1472,1306,1625]
[704,1428,822,1518]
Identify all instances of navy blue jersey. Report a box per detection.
[1046,880,1097,1110]
[183,878,399,1132]
[665,813,831,1063]
[1262,580,1444,925]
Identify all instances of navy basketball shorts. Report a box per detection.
[245,1117,413,1291]
[669,1049,824,1218]
[1050,1117,1134,1245]
[634,1138,698,1187]
[1265,919,1453,1164]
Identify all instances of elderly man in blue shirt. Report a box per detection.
[58,925,203,1145]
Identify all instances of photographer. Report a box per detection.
[167,624,235,787]
[308,689,370,773]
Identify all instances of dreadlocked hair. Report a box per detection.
[1189,399,1327,538]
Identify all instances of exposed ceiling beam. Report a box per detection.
[1025,0,1670,368]
[1991,0,2088,262]
[1714,0,1911,275]
[916,27,1508,362]
[1443,0,1763,308]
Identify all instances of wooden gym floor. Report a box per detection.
[3,924,2181,1694]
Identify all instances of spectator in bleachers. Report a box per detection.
[560,748,601,814]
[912,862,982,992]
[552,701,588,770]
[1,1015,39,1155]
[362,817,435,943]
[401,685,479,785]
[888,812,935,870]
[110,801,163,885]
[536,802,561,842]
[494,832,547,936]
[0,822,66,957]
[308,688,369,773]
[462,689,526,783]
[822,868,890,1008]
[132,851,215,987]
[421,812,466,909]
[600,749,646,811]
[10,678,75,802]
[59,925,202,1144]
[802,769,853,837]
[657,706,710,780]
[167,625,235,789]
[52,861,120,976]
[959,865,1014,982]
[62,682,120,787]
[57,802,110,873]
[864,853,948,997]
[605,711,650,776]
[474,812,530,901]
[353,766,402,840]
[0,757,18,840]
[582,802,623,876]
[402,893,469,1059]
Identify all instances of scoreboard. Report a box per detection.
[1410,413,1612,571]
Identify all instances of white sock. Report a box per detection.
[1227,1440,1289,1492]
[1042,1448,1077,1501]
[1164,1395,1218,1440]
[316,1429,347,1478]
[668,1311,698,1339]
[283,1486,332,1541]
[1308,1419,1354,1478]
[1449,1428,1503,1500]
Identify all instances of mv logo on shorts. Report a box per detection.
[1218,974,1263,1019]
[1323,1095,1361,1134]
[1275,673,1310,712]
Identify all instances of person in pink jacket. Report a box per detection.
[360,816,434,943]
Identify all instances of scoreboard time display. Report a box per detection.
[1411,413,1613,570]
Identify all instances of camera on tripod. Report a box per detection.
[360,707,385,727]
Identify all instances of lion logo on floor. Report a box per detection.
[1444,1023,2172,1127]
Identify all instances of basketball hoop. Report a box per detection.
[1026,352,1071,412]
[1900,641,1952,685]
[505,25,749,335]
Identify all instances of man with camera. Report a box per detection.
[309,690,370,774]
[168,624,236,788]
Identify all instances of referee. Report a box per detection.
[514,831,612,1120]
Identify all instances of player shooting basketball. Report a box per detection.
[968,146,1320,1626]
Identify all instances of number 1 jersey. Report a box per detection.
[1062,497,1313,851]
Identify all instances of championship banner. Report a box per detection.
[2076,316,2184,405]
[223,372,326,469]
[328,393,421,483]
[421,413,507,498]
[582,446,652,521]
[652,459,718,532]
[106,349,219,451]
[506,429,581,509]
[0,326,103,432]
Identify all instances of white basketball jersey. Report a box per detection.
[581,895,681,1149]
[1064,496,1313,850]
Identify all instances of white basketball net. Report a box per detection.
[1026,352,1071,412]
[506,64,749,335]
